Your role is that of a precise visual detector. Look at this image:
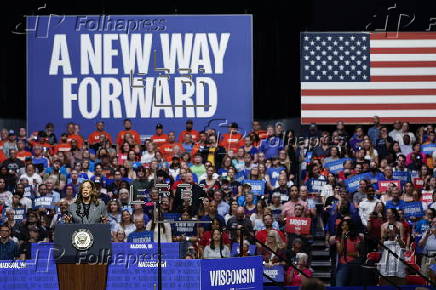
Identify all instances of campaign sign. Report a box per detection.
[324,158,351,174]
[285,217,312,235]
[27,15,253,137]
[200,256,263,290]
[230,242,256,257]
[306,178,327,193]
[126,230,153,243]
[344,173,370,193]
[33,196,54,209]
[421,190,433,204]
[242,179,266,195]
[393,170,411,183]
[263,265,284,283]
[378,180,401,192]
[13,208,26,222]
[421,143,436,156]
[174,220,197,237]
[403,202,425,219]
[413,178,424,189]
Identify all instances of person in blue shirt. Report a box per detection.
[127,217,153,243]
[267,158,286,189]
[259,126,284,159]
[385,187,406,210]
[0,224,19,260]
[367,116,381,146]
[348,126,365,152]
[414,209,435,255]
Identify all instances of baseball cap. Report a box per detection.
[156,123,163,129]
[186,120,193,124]
[8,130,15,135]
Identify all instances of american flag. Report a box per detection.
[300,32,436,124]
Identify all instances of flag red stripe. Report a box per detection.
[370,32,436,40]
[370,75,436,82]
[302,103,436,110]
[301,89,436,96]
[370,47,436,54]
[301,117,436,124]
[371,61,436,67]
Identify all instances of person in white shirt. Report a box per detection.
[203,229,230,259]
[359,186,380,227]
[19,163,42,185]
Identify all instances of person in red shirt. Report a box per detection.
[116,119,141,146]
[255,214,287,244]
[160,131,184,162]
[178,120,200,143]
[66,122,84,149]
[150,123,168,148]
[88,121,113,146]
[219,122,243,155]
[0,128,8,152]
[52,133,72,155]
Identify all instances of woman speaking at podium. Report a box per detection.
[66,180,108,224]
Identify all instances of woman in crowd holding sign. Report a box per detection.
[66,180,108,224]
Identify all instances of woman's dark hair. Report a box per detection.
[387,208,400,221]
[427,208,436,218]
[209,229,225,252]
[336,219,358,240]
[75,180,99,206]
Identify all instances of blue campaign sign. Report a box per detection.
[403,202,425,219]
[33,196,55,209]
[344,173,370,193]
[200,256,263,290]
[306,178,327,193]
[27,15,253,137]
[393,170,411,184]
[242,179,266,195]
[324,158,351,174]
[230,242,256,257]
[107,259,201,290]
[127,230,154,243]
[421,143,436,155]
[263,265,284,283]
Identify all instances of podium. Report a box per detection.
[54,224,112,290]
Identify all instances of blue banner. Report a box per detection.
[344,173,370,193]
[403,202,425,219]
[242,179,266,195]
[33,196,55,209]
[324,158,351,174]
[263,265,284,283]
[200,256,263,290]
[306,178,327,193]
[0,257,263,290]
[421,143,436,156]
[392,170,411,184]
[27,15,253,137]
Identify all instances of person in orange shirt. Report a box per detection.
[52,133,72,155]
[16,140,32,162]
[219,122,244,155]
[160,131,184,162]
[66,122,84,149]
[178,120,200,143]
[150,123,168,148]
[29,131,53,152]
[251,121,268,146]
[116,119,141,146]
[88,121,113,146]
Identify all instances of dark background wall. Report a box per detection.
[1,0,435,122]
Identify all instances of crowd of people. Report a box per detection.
[0,117,435,286]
